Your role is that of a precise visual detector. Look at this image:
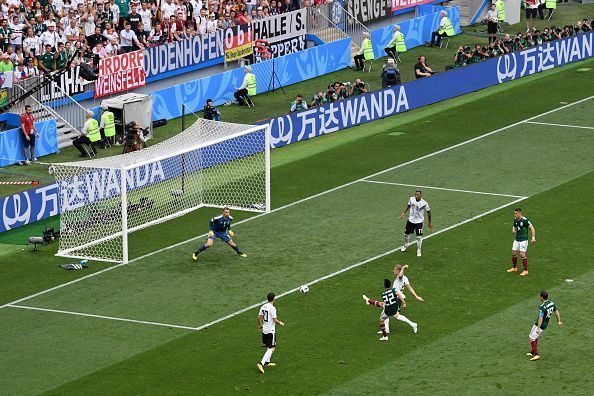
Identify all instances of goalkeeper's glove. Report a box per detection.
[229,230,235,238]
[208,230,214,237]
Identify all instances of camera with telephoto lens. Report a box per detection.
[42,226,60,243]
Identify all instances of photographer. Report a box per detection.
[414,56,436,79]
[122,121,148,154]
[290,95,308,113]
[310,91,327,108]
[350,79,368,96]
[380,58,401,88]
[450,46,471,69]
[203,99,221,121]
[502,34,514,52]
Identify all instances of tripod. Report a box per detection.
[267,49,285,95]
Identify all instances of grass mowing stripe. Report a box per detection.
[1,95,590,313]
[360,180,527,199]
[524,121,594,130]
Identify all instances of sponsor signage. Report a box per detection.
[345,0,391,24]
[391,0,437,13]
[95,50,146,98]
[251,9,307,59]
[143,31,224,78]
[39,66,91,102]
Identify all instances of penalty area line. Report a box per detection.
[524,121,594,130]
[360,180,528,199]
[5,196,526,332]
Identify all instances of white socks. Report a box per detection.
[404,234,411,246]
[384,317,390,333]
[261,348,274,365]
[417,236,423,251]
[397,314,415,328]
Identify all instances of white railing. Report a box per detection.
[309,2,371,49]
[45,83,88,134]
[307,4,349,43]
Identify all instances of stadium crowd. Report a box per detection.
[0,0,325,79]
[449,18,593,69]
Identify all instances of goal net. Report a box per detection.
[51,118,270,263]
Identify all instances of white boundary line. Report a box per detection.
[0,95,591,311]
[6,197,527,331]
[6,304,199,331]
[361,180,527,199]
[525,121,594,130]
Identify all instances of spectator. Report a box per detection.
[23,28,41,57]
[54,41,69,69]
[203,98,221,121]
[139,2,153,34]
[13,62,29,81]
[234,65,256,106]
[92,42,108,59]
[0,53,13,72]
[485,4,499,44]
[384,24,406,61]
[380,58,400,88]
[115,0,129,26]
[148,22,166,45]
[65,18,80,43]
[349,78,367,96]
[126,5,142,34]
[87,27,106,49]
[310,91,326,107]
[353,31,373,71]
[414,55,435,79]
[290,94,308,112]
[0,18,13,52]
[161,0,177,20]
[39,22,60,51]
[9,15,24,47]
[19,105,39,165]
[105,37,119,56]
[120,22,143,52]
[429,10,454,47]
[25,57,40,77]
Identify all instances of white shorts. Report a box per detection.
[529,325,542,341]
[513,240,528,252]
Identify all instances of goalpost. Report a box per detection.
[50,118,270,264]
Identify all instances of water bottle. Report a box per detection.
[79,259,88,265]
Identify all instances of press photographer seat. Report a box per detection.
[366,60,374,72]
[440,36,451,49]
[242,95,255,107]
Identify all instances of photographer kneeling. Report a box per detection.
[349,79,368,96]
[290,95,308,113]
[203,99,221,121]
[122,121,148,154]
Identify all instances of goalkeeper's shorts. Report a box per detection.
[209,231,232,242]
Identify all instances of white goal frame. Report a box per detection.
[53,121,271,264]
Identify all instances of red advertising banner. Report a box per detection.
[391,0,434,13]
[94,51,146,98]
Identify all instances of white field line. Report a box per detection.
[361,180,527,199]
[6,197,527,331]
[6,304,199,331]
[0,95,591,311]
[525,121,594,130]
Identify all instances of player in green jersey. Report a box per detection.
[363,279,418,341]
[507,208,536,276]
[528,290,562,361]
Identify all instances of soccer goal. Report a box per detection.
[50,118,270,263]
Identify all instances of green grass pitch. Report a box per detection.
[1,59,594,394]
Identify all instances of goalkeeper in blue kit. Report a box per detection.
[192,207,247,260]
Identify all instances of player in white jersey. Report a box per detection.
[398,189,432,257]
[382,264,424,334]
[257,292,285,374]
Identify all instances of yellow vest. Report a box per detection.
[362,38,374,60]
[394,31,406,52]
[438,17,455,36]
[545,0,556,9]
[496,0,506,21]
[247,73,257,96]
[87,118,101,142]
[102,111,116,137]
